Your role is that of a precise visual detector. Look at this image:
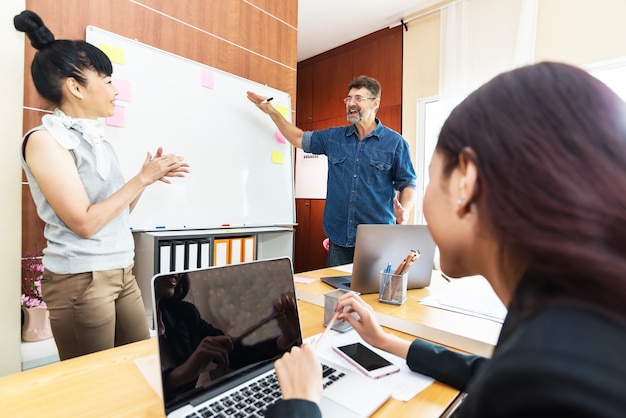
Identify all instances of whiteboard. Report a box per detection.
[85,26,295,231]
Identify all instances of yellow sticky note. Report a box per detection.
[99,44,125,64]
[275,104,288,119]
[271,151,284,164]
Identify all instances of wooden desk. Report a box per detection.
[295,267,502,357]
[0,299,459,417]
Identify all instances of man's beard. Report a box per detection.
[346,107,362,124]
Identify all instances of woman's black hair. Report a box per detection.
[159,273,191,306]
[13,10,113,106]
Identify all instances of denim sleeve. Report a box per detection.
[406,338,486,391]
[301,131,314,153]
[392,138,417,191]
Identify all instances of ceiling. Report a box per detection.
[297,0,440,62]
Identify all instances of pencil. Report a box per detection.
[388,249,420,301]
[400,250,420,274]
[315,311,339,347]
[232,310,284,344]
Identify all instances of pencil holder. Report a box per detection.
[323,289,359,332]
[378,270,408,305]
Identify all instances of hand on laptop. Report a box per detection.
[274,344,323,403]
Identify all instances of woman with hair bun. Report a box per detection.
[14,10,189,360]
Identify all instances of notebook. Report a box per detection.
[321,224,437,294]
[151,257,392,418]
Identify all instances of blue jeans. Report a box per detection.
[327,241,355,267]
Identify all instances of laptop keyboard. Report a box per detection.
[185,364,346,418]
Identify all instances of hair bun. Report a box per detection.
[13,10,55,50]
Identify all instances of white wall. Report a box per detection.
[0,0,26,377]
[403,0,626,224]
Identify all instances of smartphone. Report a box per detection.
[332,342,400,379]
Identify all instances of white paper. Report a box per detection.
[134,354,162,398]
[330,264,353,274]
[419,291,507,323]
[307,329,434,401]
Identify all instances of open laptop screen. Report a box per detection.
[151,257,301,411]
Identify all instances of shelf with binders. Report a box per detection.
[132,226,294,327]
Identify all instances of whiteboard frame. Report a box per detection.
[85,26,296,232]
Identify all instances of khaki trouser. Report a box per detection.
[41,264,150,360]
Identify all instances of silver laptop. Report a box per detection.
[151,257,391,417]
[321,224,437,294]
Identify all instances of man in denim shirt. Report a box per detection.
[247,76,416,266]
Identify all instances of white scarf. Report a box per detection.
[42,109,111,180]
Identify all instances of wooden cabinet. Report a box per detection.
[294,199,327,273]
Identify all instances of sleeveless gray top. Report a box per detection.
[22,125,134,274]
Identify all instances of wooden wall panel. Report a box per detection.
[312,116,349,131]
[21,0,298,256]
[376,105,402,134]
[312,51,354,121]
[297,26,403,130]
[296,64,314,125]
[353,28,403,106]
[22,0,297,111]
[21,184,46,256]
[244,0,298,26]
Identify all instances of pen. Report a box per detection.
[232,310,285,344]
[393,249,418,275]
[441,272,452,283]
[400,249,420,275]
[387,250,419,300]
[315,311,339,347]
[393,258,407,275]
[260,97,273,104]
[380,262,392,299]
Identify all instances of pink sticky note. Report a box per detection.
[113,78,132,102]
[294,276,315,284]
[201,69,215,89]
[106,105,126,128]
[275,130,287,144]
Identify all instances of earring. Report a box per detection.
[456,197,465,205]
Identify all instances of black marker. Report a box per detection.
[260,97,274,104]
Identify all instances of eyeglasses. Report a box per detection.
[343,96,376,104]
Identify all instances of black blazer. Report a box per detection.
[267,274,626,417]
